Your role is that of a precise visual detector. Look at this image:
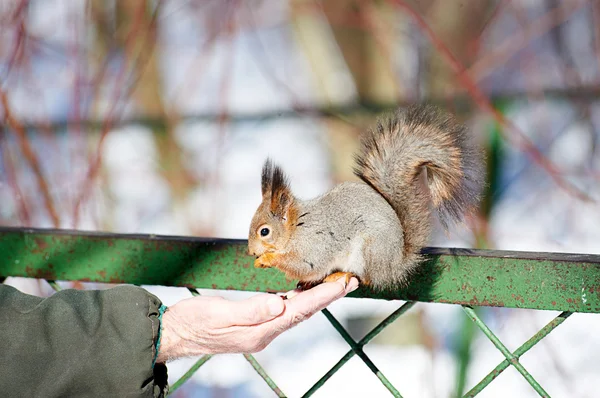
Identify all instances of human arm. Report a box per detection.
[156,276,359,362]
[0,284,167,397]
[0,277,358,397]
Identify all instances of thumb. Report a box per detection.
[221,294,285,326]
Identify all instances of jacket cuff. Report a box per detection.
[146,292,169,397]
[152,304,168,367]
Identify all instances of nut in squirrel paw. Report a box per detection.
[248,104,484,291]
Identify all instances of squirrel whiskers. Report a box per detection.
[248,104,485,290]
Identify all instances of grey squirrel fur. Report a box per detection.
[248,104,485,290]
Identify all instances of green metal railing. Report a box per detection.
[1,227,599,397]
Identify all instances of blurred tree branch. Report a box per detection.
[8,84,600,130]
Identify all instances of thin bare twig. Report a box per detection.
[209,0,239,233]
[72,0,163,227]
[359,0,404,98]
[392,0,593,203]
[467,0,587,83]
[0,127,31,225]
[0,0,29,84]
[0,90,60,226]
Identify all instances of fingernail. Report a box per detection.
[336,276,348,289]
[285,290,300,299]
[277,292,289,301]
[267,296,284,316]
[347,278,359,293]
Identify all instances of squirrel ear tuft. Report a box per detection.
[271,163,294,219]
[261,159,294,219]
[261,159,274,197]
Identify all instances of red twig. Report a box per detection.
[0,128,31,225]
[167,7,225,115]
[246,4,305,110]
[72,0,162,227]
[2,0,28,83]
[359,0,404,98]
[467,0,587,83]
[472,0,510,45]
[591,2,600,86]
[0,90,60,226]
[392,0,593,202]
[292,1,373,29]
[505,2,546,101]
[209,1,239,233]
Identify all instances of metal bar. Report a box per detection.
[321,309,360,350]
[169,355,213,393]
[321,310,402,397]
[359,301,417,346]
[47,280,62,291]
[1,227,598,313]
[164,287,206,393]
[243,354,287,398]
[464,311,572,397]
[462,306,551,397]
[303,350,354,398]
[455,307,479,397]
[307,308,405,398]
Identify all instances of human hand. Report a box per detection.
[156,277,359,363]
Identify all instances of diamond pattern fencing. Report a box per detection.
[1,227,598,397]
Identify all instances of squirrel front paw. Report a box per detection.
[323,272,356,287]
[254,252,279,268]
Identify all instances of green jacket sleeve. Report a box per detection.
[0,284,168,397]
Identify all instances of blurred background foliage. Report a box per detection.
[1,1,599,397]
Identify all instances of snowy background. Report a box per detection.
[1,1,599,397]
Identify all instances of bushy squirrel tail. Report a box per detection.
[354,104,484,258]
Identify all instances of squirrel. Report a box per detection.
[248,104,484,291]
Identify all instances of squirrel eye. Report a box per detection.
[260,227,270,237]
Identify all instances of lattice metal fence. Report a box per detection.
[1,227,598,397]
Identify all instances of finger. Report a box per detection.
[220,294,285,326]
[247,277,359,349]
[287,276,358,315]
[346,277,359,292]
[286,276,358,300]
[270,276,359,331]
[284,289,302,300]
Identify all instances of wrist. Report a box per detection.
[155,308,186,363]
